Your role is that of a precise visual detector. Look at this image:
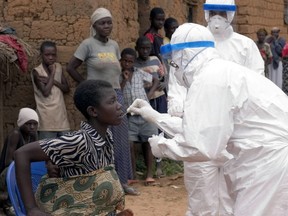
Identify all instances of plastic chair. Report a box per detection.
[6,161,47,216]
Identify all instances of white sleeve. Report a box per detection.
[167,67,187,113]
[245,40,265,76]
[153,80,235,162]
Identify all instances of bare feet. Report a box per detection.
[117,209,134,216]
[145,177,156,186]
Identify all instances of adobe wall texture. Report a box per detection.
[0,0,287,150]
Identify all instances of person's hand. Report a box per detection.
[122,70,130,80]
[27,207,51,216]
[168,101,184,117]
[148,133,165,158]
[157,82,166,91]
[127,99,161,123]
[38,76,49,84]
[48,64,56,74]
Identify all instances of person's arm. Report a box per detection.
[53,69,69,93]
[167,67,187,117]
[147,76,159,100]
[32,66,55,97]
[245,41,265,76]
[120,70,132,89]
[66,56,85,83]
[128,75,235,162]
[4,130,20,167]
[14,141,50,216]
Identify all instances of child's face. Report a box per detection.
[120,54,135,71]
[96,88,123,126]
[165,21,179,38]
[151,13,165,30]
[136,41,152,61]
[41,46,57,66]
[93,17,113,38]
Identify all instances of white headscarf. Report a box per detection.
[90,7,112,36]
[17,108,39,127]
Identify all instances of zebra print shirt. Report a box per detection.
[40,121,114,177]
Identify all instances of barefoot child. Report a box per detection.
[14,80,133,216]
[120,48,159,187]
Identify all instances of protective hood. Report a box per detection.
[204,0,236,24]
[161,23,219,88]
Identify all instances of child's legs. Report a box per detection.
[138,119,158,179]
[128,115,142,179]
[142,142,154,179]
[129,141,137,179]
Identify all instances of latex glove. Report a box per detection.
[148,132,166,158]
[127,99,161,123]
[168,100,184,117]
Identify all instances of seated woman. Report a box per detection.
[14,80,133,216]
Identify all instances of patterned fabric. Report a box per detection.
[35,166,125,216]
[121,67,152,108]
[282,57,288,95]
[110,89,133,184]
[39,121,114,177]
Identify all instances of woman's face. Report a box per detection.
[93,17,113,37]
[96,88,123,126]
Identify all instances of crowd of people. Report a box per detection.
[1,0,288,215]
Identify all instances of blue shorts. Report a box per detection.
[128,115,158,142]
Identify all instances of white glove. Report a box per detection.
[148,132,165,158]
[168,100,184,117]
[127,99,161,123]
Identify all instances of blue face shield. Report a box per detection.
[160,41,215,87]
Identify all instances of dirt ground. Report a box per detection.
[125,174,188,216]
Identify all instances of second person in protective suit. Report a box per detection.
[128,23,288,216]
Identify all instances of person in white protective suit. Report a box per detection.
[128,23,288,216]
[168,0,264,116]
[165,1,265,215]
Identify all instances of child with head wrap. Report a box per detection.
[0,108,39,215]
[67,7,136,195]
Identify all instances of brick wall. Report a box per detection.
[0,0,287,150]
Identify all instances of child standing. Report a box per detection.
[134,36,167,179]
[0,108,38,215]
[120,48,159,186]
[14,80,133,216]
[144,7,165,61]
[163,17,179,45]
[31,41,70,139]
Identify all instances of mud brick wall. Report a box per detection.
[0,0,287,150]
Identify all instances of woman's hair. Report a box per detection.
[164,17,178,29]
[257,28,268,36]
[136,36,151,48]
[121,48,137,59]
[40,41,56,53]
[150,7,165,19]
[73,80,113,119]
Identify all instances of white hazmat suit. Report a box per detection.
[128,23,288,216]
[166,1,265,215]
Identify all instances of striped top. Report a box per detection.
[40,121,114,177]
